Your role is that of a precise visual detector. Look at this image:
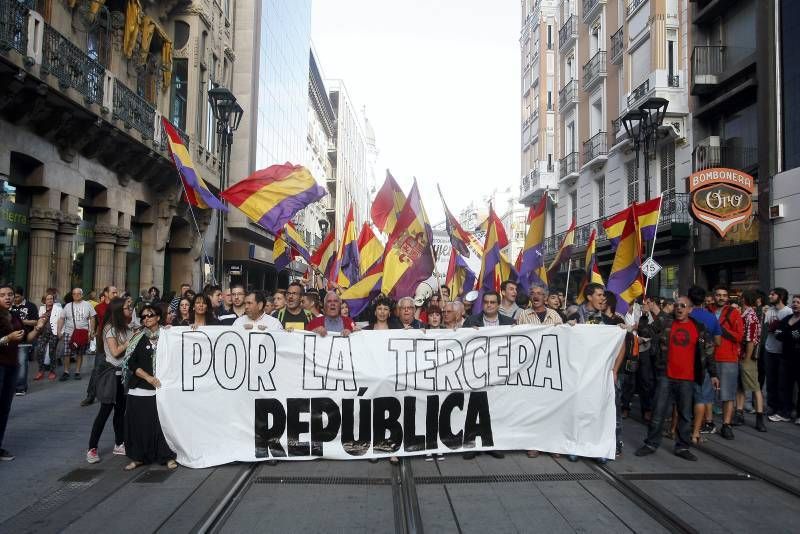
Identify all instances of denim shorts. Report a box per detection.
[717,361,739,402]
[693,373,714,404]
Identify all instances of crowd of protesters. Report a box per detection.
[0,277,798,470]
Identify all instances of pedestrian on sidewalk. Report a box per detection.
[11,286,39,396]
[635,294,718,462]
[33,293,60,382]
[56,288,97,382]
[734,290,767,432]
[123,304,177,471]
[86,298,132,464]
[775,294,800,424]
[764,288,794,421]
[0,284,48,461]
[686,286,722,440]
[81,286,118,407]
[710,285,744,440]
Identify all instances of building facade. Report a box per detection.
[520,0,695,299]
[326,79,369,239]
[228,0,312,290]
[0,0,234,301]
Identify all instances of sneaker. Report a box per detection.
[635,445,656,457]
[14,391,25,396]
[768,414,791,422]
[33,371,44,381]
[74,373,81,380]
[425,454,434,462]
[113,444,126,456]
[720,424,734,440]
[700,421,717,434]
[80,397,94,407]
[59,372,70,382]
[732,411,745,426]
[86,448,100,464]
[462,451,477,460]
[48,371,57,381]
[0,448,14,461]
[486,450,504,459]
[616,441,624,456]
[674,449,698,462]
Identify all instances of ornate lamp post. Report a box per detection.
[208,84,243,285]
[621,97,669,201]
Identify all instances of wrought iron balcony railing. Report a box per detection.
[41,24,105,105]
[583,132,608,163]
[627,78,650,108]
[542,191,691,256]
[558,15,577,50]
[583,0,605,22]
[113,79,155,140]
[559,152,579,180]
[610,27,624,64]
[0,0,32,55]
[583,50,607,89]
[559,79,579,109]
[626,0,647,18]
[692,145,758,172]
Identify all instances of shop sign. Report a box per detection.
[688,167,755,238]
[0,201,29,231]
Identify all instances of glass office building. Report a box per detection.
[255,0,312,169]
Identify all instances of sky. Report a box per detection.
[311,0,520,224]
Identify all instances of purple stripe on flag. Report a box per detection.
[340,240,361,285]
[343,278,383,318]
[640,225,657,242]
[173,157,228,211]
[606,261,642,314]
[518,245,546,293]
[257,183,327,234]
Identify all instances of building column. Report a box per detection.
[114,228,131,290]
[27,208,59,302]
[93,223,118,292]
[55,214,80,296]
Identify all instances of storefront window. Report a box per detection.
[126,226,142,297]
[72,209,96,292]
[0,182,30,288]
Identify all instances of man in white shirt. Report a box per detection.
[56,288,97,381]
[233,291,283,331]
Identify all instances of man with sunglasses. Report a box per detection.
[636,295,718,461]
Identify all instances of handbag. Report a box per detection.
[69,303,90,350]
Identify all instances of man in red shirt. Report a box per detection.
[710,285,744,440]
[636,295,718,461]
[308,292,356,337]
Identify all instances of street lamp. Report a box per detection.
[621,97,669,200]
[318,218,329,236]
[208,84,243,285]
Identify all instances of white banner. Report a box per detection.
[155,325,624,468]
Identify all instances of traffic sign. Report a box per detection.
[641,258,662,279]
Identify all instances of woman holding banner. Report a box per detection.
[123,305,177,471]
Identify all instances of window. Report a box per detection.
[547,91,552,110]
[196,66,206,143]
[667,30,677,81]
[170,58,188,131]
[598,177,606,216]
[660,144,676,194]
[626,160,639,204]
[547,25,553,49]
[205,57,218,152]
[570,190,578,224]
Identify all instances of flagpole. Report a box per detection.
[643,193,664,296]
[173,173,218,286]
[563,258,572,311]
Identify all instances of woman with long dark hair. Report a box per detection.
[191,294,219,327]
[364,295,400,330]
[123,304,177,470]
[0,284,46,460]
[171,297,192,326]
[86,298,131,463]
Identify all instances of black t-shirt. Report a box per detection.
[777,315,800,358]
[273,309,312,330]
[11,300,39,335]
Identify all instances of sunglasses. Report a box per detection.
[676,303,689,309]
[141,313,157,319]
[483,300,498,305]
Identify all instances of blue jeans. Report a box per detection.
[16,345,31,393]
[0,364,19,449]
[645,376,695,451]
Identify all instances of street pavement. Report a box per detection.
[2,355,800,533]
